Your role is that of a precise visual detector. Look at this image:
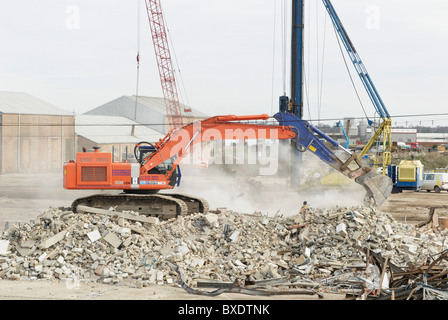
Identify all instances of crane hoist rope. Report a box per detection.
[270,0,277,115]
[160,4,192,113]
[317,10,327,123]
[131,0,142,137]
[330,19,368,121]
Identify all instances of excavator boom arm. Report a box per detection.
[139,114,296,175]
[274,112,392,207]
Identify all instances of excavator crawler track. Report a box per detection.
[165,193,210,215]
[71,193,209,220]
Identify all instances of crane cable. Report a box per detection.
[132,0,142,136]
[330,17,369,122]
[304,0,311,121]
[315,0,320,123]
[161,4,191,112]
[330,19,384,159]
[281,0,288,97]
[271,0,291,115]
[303,62,311,122]
[318,8,327,124]
[159,6,189,112]
[270,0,277,114]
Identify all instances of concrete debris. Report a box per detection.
[0,204,447,299]
[0,240,9,255]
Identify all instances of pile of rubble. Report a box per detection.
[0,203,447,299]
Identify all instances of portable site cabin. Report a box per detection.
[388,160,424,193]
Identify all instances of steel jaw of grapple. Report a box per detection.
[355,171,393,208]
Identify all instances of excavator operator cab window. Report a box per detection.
[138,145,177,175]
[138,146,156,164]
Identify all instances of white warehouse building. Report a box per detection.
[84,95,208,134]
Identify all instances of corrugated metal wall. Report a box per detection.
[0,114,75,174]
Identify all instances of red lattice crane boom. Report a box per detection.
[144,0,190,132]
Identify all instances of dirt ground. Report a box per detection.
[0,172,446,300]
[382,190,448,224]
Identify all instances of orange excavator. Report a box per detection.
[64,114,294,218]
[64,113,392,218]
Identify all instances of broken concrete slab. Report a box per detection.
[20,240,35,249]
[103,232,122,248]
[77,205,159,225]
[204,213,219,228]
[336,223,348,237]
[15,246,36,257]
[38,226,74,249]
[0,240,9,255]
[87,230,102,243]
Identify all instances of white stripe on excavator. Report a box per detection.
[131,163,140,189]
[131,163,140,178]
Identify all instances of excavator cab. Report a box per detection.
[137,144,178,187]
[138,145,156,165]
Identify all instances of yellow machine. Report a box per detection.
[388,160,424,193]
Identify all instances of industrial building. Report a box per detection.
[366,127,417,145]
[331,123,447,150]
[84,95,208,134]
[0,91,75,174]
[416,133,448,148]
[74,114,164,162]
[0,92,205,174]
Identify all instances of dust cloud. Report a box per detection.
[1,139,367,220]
[156,136,364,217]
[0,173,77,231]
[175,160,367,217]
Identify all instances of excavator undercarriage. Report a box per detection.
[71,193,209,220]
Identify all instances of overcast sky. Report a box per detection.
[1,0,448,127]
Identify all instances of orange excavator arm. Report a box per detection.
[63,113,295,194]
[139,114,296,175]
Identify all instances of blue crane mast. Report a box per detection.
[287,0,305,188]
